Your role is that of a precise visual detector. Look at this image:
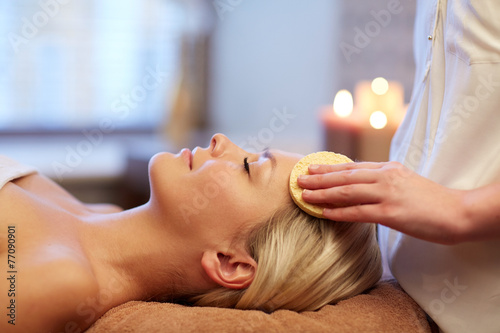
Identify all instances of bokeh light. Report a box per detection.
[369,111,388,129]
[333,89,353,118]
[371,77,389,95]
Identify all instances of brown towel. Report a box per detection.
[86,280,434,332]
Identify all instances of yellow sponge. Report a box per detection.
[289,151,353,218]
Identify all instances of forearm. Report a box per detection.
[299,161,500,244]
[462,182,500,242]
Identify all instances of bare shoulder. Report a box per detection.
[14,259,100,332]
[17,173,124,214]
[85,203,124,214]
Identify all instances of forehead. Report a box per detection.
[235,149,302,226]
[262,149,302,198]
[270,149,303,171]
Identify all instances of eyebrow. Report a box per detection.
[262,148,277,182]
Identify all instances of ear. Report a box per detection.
[201,250,257,289]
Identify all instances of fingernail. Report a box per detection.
[298,175,308,181]
[309,164,319,170]
[302,189,312,195]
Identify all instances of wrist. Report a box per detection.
[461,184,500,242]
[460,189,478,242]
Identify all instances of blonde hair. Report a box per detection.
[191,203,382,312]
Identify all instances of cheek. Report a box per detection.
[161,166,245,224]
[183,173,245,215]
[184,190,262,242]
[197,178,266,223]
[176,192,247,244]
[186,162,245,204]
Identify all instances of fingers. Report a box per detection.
[302,183,382,205]
[321,204,382,223]
[307,161,384,175]
[297,168,378,190]
[321,205,455,245]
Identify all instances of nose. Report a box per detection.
[191,133,254,170]
[210,133,248,159]
[210,133,231,157]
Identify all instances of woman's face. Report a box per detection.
[148,133,302,247]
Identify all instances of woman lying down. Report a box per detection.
[0,134,382,332]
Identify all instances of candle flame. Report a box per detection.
[370,111,388,129]
[333,90,353,118]
[371,77,389,95]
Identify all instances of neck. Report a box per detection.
[78,201,214,307]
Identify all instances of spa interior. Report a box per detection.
[0,0,415,209]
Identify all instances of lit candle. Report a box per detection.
[355,77,404,126]
[321,79,407,162]
[322,92,363,160]
[333,89,353,118]
[369,111,388,129]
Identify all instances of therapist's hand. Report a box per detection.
[297,161,469,245]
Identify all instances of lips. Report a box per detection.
[180,148,192,170]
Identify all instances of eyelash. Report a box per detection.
[243,157,250,174]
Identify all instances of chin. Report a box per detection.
[149,152,174,193]
[148,152,189,208]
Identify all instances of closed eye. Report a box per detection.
[243,157,250,175]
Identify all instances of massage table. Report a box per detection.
[86,280,436,332]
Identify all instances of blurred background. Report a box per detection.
[0,0,415,208]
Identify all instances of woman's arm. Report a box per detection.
[298,161,500,245]
[462,181,500,242]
